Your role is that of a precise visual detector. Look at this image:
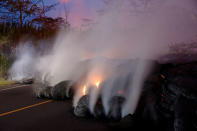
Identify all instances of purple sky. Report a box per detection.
[47,0,104,28]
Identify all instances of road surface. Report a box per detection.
[0,84,110,131]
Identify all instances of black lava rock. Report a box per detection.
[93,98,105,119]
[108,96,125,120]
[51,80,73,100]
[74,95,90,117]
[21,78,34,84]
[34,83,52,99]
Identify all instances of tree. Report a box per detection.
[0,0,57,28]
[32,17,65,32]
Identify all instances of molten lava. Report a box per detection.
[95,81,100,88]
[83,85,87,95]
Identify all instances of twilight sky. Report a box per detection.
[46,0,197,29]
[47,0,104,28]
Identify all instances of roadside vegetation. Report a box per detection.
[0,0,70,79]
[0,54,10,77]
[0,77,15,86]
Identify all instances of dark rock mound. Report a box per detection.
[93,98,105,119]
[21,78,34,84]
[108,96,125,120]
[174,96,196,131]
[38,86,53,98]
[51,80,73,100]
[34,83,52,99]
[74,95,90,117]
[153,62,197,130]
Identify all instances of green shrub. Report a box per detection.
[0,54,11,78]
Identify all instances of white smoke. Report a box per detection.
[34,32,83,86]
[8,43,37,81]
[9,0,197,117]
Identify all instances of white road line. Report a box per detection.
[0,85,29,92]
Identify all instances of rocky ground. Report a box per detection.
[33,57,197,131]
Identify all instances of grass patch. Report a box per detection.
[0,78,15,86]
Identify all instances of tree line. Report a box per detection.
[0,0,70,78]
[0,0,69,45]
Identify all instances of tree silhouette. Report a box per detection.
[0,0,58,28]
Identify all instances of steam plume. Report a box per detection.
[9,0,197,117]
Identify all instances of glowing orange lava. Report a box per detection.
[83,85,87,95]
[95,81,100,88]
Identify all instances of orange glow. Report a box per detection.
[118,90,124,95]
[82,85,87,95]
[88,73,102,88]
[161,74,166,79]
[86,70,105,90]
[95,81,100,88]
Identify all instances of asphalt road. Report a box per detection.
[0,84,109,131]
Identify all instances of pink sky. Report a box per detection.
[55,0,103,28]
[60,0,71,3]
